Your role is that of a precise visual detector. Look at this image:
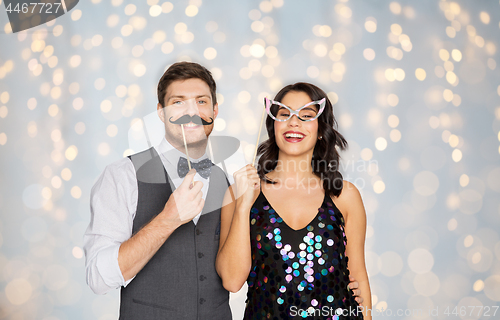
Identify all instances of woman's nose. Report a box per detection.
[288,114,301,126]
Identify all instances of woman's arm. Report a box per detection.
[215,165,260,293]
[338,180,372,320]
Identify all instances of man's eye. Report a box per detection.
[173,101,183,105]
[198,100,207,104]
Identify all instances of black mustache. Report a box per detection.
[168,115,214,125]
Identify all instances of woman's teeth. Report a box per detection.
[285,133,304,138]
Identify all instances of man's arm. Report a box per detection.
[84,159,137,295]
[84,159,203,293]
[117,169,204,281]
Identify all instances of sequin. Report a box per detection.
[245,194,363,319]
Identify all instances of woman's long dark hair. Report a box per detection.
[257,82,348,198]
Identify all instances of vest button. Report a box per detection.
[200,298,205,304]
[198,252,204,258]
[196,229,201,235]
[199,275,206,281]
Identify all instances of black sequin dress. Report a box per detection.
[244,191,363,320]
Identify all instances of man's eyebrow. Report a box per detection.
[196,94,211,99]
[166,95,185,101]
[166,94,211,101]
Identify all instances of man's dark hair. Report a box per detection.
[157,61,217,108]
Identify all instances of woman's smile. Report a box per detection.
[283,130,306,143]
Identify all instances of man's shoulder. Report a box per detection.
[98,155,136,182]
[90,155,137,191]
[127,147,159,169]
[99,148,157,179]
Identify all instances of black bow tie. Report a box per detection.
[177,157,213,179]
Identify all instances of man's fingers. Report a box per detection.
[197,198,205,212]
[190,180,204,194]
[180,169,197,189]
[349,281,359,290]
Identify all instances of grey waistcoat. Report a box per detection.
[119,147,231,320]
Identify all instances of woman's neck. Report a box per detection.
[268,152,318,185]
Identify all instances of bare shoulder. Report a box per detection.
[330,180,364,221]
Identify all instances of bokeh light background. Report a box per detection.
[1,0,500,319]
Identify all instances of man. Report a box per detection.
[84,62,363,319]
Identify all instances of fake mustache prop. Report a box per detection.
[169,114,214,125]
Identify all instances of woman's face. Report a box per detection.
[274,90,319,158]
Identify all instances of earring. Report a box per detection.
[318,136,322,140]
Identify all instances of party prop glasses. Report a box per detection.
[264,97,326,122]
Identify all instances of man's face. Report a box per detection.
[157,78,218,149]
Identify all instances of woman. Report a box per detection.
[216,83,371,319]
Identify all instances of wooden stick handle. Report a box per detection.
[252,107,267,167]
[180,124,192,171]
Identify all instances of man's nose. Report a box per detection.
[185,98,200,116]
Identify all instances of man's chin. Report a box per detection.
[186,140,208,150]
[165,132,207,147]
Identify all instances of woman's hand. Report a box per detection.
[233,164,260,210]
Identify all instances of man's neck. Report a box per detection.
[165,135,207,160]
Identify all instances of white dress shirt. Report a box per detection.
[83,137,210,295]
